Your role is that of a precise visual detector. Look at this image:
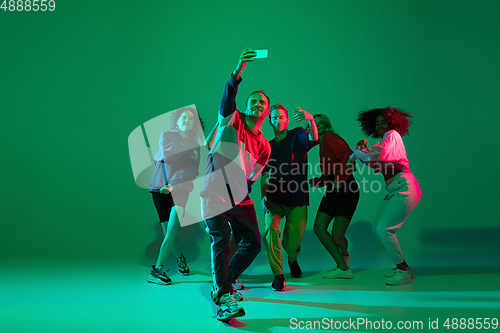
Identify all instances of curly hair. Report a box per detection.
[356,107,412,138]
[167,107,206,142]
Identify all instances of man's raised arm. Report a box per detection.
[219,48,257,118]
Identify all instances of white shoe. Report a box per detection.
[385,269,412,285]
[385,267,413,279]
[323,267,353,279]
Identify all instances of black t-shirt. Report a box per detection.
[263,127,319,207]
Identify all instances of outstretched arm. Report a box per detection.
[219,48,257,118]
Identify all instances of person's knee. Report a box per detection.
[266,215,283,230]
[283,239,299,255]
[249,236,261,254]
[263,223,279,238]
[205,220,230,239]
[281,236,290,251]
[261,230,272,248]
[262,225,270,237]
[332,233,345,245]
[268,222,281,232]
[373,222,390,239]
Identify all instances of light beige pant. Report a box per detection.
[373,172,421,264]
[262,201,307,276]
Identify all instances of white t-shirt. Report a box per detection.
[350,130,411,173]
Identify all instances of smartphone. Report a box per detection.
[254,49,268,59]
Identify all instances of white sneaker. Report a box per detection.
[323,267,353,279]
[385,267,413,279]
[385,269,412,285]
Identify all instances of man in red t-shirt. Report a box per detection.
[201,48,271,321]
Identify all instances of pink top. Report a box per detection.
[349,130,411,173]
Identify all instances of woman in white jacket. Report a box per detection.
[348,107,420,285]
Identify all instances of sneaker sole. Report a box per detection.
[385,269,414,279]
[271,281,286,291]
[385,273,414,280]
[386,278,412,285]
[178,271,190,276]
[386,280,413,286]
[322,271,353,279]
[323,275,353,279]
[147,276,171,285]
[217,307,245,320]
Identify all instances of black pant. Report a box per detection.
[204,204,261,297]
[151,191,189,223]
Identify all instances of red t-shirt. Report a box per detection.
[319,133,353,185]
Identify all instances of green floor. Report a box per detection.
[2,257,499,333]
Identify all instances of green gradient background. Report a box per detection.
[1,0,499,275]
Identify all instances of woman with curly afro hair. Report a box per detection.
[347,107,421,285]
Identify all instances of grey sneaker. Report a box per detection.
[177,254,190,276]
[148,265,172,285]
[217,293,245,320]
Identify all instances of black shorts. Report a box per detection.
[318,175,359,221]
[151,191,190,223]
